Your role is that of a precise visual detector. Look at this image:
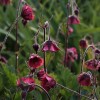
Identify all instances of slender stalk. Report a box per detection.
[35,84,51,100]
[92,74,98,100]
[43,28,47,73]
[1,16,20,49]
[78,48,84,100]
[82,45,98,100]
[57,83,92,100]
[15,0,21,74]
[64,3,70,67]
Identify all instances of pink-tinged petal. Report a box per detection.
[68,15,80,24]
[17,77,35,91]
[0,56,7,64]
[37,68,46,80]
[50,43,59,52]
[42,40,59,52]
[65,47,78,64]
[77,72,91,86]
[85,59,98,71]
[21,4,35,21]
[41,75,56,91]
[28,54,44,69]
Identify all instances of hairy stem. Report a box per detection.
[15,0,22,74]
[57,83,92,100]
[35,84,51,100]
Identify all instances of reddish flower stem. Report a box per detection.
[57,83,92,100]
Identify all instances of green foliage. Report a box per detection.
[0,0,100,99]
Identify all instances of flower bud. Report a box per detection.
[74,9,79,16]
[32,44,40,53]
[21,4,35,21]
[95,49,100,60]
[79,39,87,49]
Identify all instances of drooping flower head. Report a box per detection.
[33,44,40,53]
[41,74,56,91]
[0,0,11,5]
[79,39,87,49]
[0,56,7,64]
[68,15,80,24]
[37,68,45,80]
[42,40,59,52]
[77,72,91,86]
[28,54,44,70]
[17,77,35,91]
[21,4,35,25]
[65,47,78,64]
[85,59,98,71]
[95,49,100,60]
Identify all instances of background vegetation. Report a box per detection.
[0,0,100,100]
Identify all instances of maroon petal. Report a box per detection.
[85,59,98,71]
[77,72,91,86]
[42,40,59,52]
[21,4,35,21]
[79,39,87,49]
[50,42,59,52]
[37,68,46,80]
[17,77,35,91]
[28,54,44,69]
[68,15,80,24]
[41,74,56,91]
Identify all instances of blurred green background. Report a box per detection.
[0,0,100,100]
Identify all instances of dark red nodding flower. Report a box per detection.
[41,75,56,91]
[85,59,98,71]
[68,26,73,35]
[21,4,35,21]
[68,15,80,24]
[28,54,44,69]
[42,40,59,52]
[65,47,78,64]
[17,77,35,91]
[37,68,45,80]
[0,56,7,64]
[95,49,100,60]
[0,0,11,5]
[79,39,87,49]
[77,72,91,86]
[33,44,40,53]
